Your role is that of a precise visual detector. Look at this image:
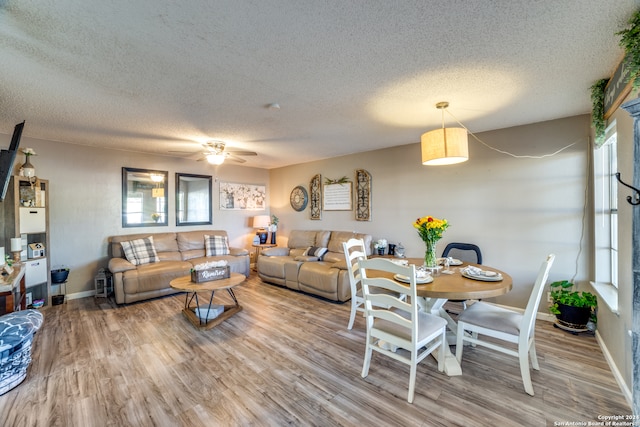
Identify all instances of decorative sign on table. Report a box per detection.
[323,182,352,211]
[191,260,230,283]
[191,266,230,283]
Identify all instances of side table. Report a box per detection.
[0,265,25,314]
[252,243,276,270]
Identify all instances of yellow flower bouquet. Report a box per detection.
[413,215,449,267]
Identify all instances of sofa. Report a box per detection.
[256,230,372,302]
[108,230,250,304]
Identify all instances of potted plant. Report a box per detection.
[549,280,597,331]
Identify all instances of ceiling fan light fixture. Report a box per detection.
[150,173,164,182]
[421,102,469,166]
[206,153,226,165]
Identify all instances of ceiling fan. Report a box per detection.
[197,141,257,165]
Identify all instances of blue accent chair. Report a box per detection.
[0,309,43,395]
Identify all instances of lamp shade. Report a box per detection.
[10,238,22,252]
[252,215,271,228]
[421,127,469,165]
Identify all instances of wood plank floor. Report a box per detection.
[0,272,631,426]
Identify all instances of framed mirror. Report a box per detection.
[176,173,212,226]
[122,167,169,227]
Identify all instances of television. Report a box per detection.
[0,121,25,202]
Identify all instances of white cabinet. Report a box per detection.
[25,258,47,288]
[19,208,46,233]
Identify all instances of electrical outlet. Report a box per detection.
[547,291,553,303]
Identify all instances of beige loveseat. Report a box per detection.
[108,230,250,304]
[256,230,372,302]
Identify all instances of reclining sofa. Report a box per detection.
[256,230,372,302]
[108,230,250,304]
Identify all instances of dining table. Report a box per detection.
[369,257,513,376]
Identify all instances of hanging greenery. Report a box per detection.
[617,9,640,89]
[590,78,609,146]
[324,176,349,185]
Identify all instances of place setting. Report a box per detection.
[460,265,503,282]
[393,265,434,284]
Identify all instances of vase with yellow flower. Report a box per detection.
[413,215,449,268]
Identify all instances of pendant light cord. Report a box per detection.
[445,109,579,158]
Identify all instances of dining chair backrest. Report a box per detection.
[521,253,556,341]
[359,258,418,332]
[442,242,482,265]
[455,253,555,396]
[342,238,368,329]
[357,257,447,403]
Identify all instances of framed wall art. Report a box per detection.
[310,174,322,220]
[323,182,352,211]
[355,169,371,221]
[219,182,266,210]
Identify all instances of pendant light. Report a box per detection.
[421,102,469,165]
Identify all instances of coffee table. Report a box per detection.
[170,272,246,330]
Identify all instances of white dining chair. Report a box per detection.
[342,238,368,330]
[358,258,447,403]
[455,254,555,396]
[342,238,406,330]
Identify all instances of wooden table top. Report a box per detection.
[371,258,512,300]
[170,272,246,292]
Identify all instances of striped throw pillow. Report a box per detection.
[120,236,159,266]
[304,246,328,260]
[205,235,230,256]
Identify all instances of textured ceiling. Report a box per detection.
[0,1,638,168]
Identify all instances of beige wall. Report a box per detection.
[270,115,591,309]
[0,139,270,296]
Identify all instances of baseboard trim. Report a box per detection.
[65,290,96,301]
[595,330,633,408]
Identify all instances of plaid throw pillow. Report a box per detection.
[304,246,328,260]
[120,236,159,266]
[205,235,230,256]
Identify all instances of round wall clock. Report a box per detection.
[290,185,308,211]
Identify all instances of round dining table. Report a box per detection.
[368,257,513,376]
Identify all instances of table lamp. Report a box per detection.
[253,215,270,244]
[10,238,22,262]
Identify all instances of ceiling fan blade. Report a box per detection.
[227,154,247,163]
[225,149,257,156]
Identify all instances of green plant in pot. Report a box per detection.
[549,280,597,330]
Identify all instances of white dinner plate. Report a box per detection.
[394,274,434,284]
[461,270,503,282]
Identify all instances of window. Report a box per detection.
[592,121,619,313]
